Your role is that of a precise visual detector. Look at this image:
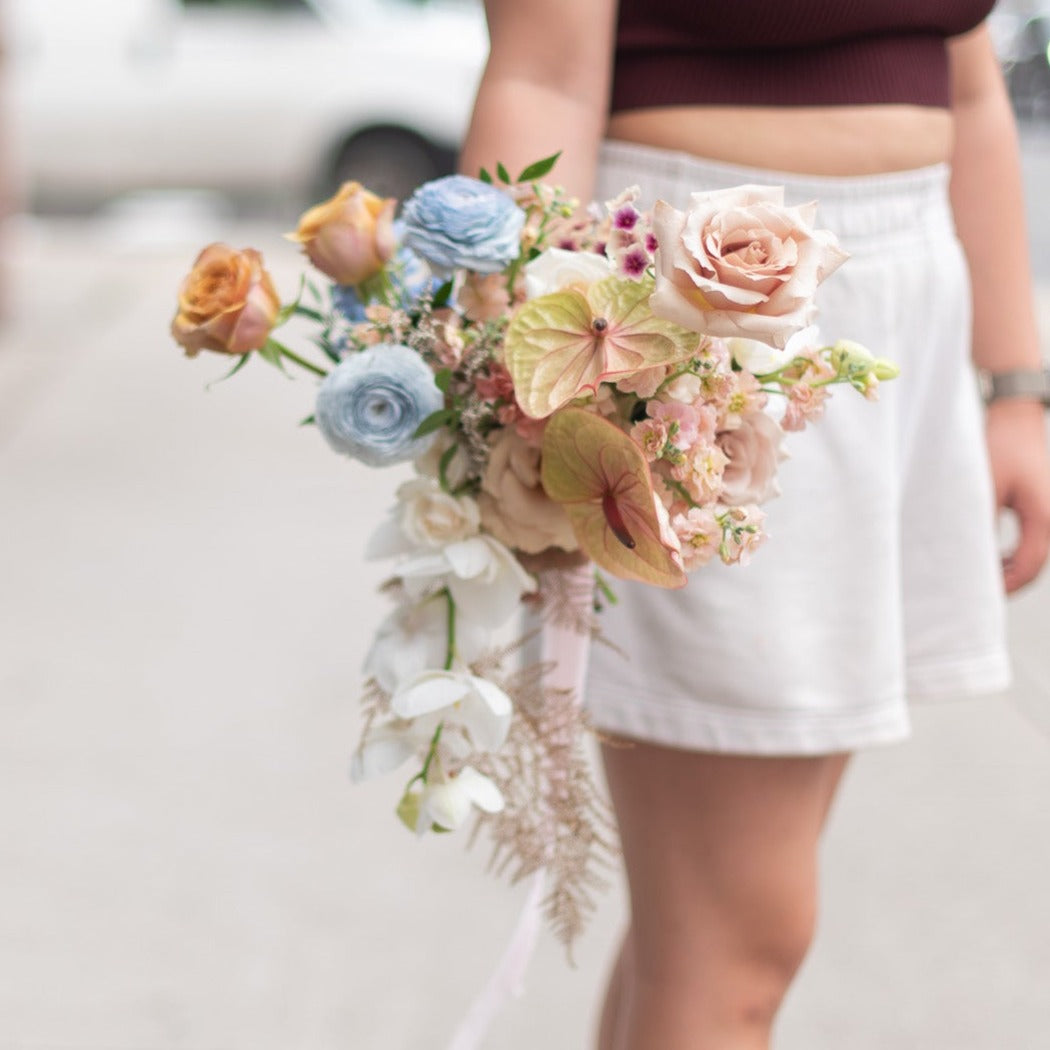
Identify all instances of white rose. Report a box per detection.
[523,247,613,299]
[396,477,480,547]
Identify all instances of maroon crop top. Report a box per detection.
[612,0,996,111]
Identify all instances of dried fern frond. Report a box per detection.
[469,659,620,957]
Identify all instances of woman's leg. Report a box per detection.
[596,742,849,1050]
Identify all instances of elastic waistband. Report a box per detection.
[598,139,955,249]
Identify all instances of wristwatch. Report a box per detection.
[979,365,1050,406]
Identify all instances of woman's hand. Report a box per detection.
[986,399,1050,592]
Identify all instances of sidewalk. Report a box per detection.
[1,210,1049,1050]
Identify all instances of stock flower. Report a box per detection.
[717,410,787,505]
[315,343,444,467]
[401,174,526,275]
[290,181,396,286]
[171,243,280,356]
[651,187,848,348]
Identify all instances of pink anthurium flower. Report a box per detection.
[541,408,686,588]
[504,275,700,418]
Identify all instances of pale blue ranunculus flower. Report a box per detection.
[400,174,526,275]
[315,343,443,467]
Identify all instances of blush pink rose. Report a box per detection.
[717,409,787,505]
[478,428,578,554]
[650,186,848,349]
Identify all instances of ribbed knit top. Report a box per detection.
[612,0,996,111]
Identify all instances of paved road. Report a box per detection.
[0,197,1049,1050]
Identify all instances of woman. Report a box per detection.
[459,4,1050,1048]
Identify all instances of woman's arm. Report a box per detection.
[948,25,1050,592]
[458,0,618,200]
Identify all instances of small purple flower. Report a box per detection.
[613,205,639,231]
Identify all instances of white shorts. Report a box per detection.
[583,140,1011,755]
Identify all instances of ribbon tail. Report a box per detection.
[445,869,548,1050]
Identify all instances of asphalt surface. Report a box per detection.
[1,181,1049,1050]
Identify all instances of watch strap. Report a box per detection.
[980,365,1050,406]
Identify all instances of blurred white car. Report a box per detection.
[3,0,489,208]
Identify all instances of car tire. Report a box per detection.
[326,127,455,204]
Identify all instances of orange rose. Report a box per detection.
[171,243,280,357]
[290,181,396,286]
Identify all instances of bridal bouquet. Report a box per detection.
[171,155,895,947]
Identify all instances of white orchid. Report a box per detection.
[397,535,536,625]
[363,594,487,694]
[397,762,505,835]
[350,668,513,783]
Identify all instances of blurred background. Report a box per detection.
[1,2,1050,1048]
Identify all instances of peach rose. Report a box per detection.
[717,409,786,506]
[650,186,848,349]
[171,243,280,357]
[478,428,578,554]
[290,181,396,286]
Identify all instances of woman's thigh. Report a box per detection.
[602,740,849,983]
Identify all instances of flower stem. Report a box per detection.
[269,338,329,378]
[443,588,457,671]
[420,722,444,783]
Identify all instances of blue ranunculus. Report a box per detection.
[400,175,526,275]
[315,343,444,467]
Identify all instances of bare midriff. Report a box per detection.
[606,104,954,175]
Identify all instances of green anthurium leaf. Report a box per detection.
[541,408,686,589]
[505,276,700,419]
[517,152,561,183]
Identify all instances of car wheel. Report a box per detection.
[326,128,455,204]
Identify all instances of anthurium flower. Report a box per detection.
[505,274,701,418]
[541,408,686,588]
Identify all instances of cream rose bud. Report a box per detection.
[717,409,787,506]
[396,477,480,548]
[290,181,396,286]
[650,187,848,349]
[523,247,613,299]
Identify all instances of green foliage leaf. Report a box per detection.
[478,167,493,184]
[299,414,316,427]
[437,441,459,492]
[412,407,456,439]
[496,162,512,185]
[258,338,290,375]
[205,351,252,390]
[517,152,562,183]
[432,279,454,309]
[433,367,453,393]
